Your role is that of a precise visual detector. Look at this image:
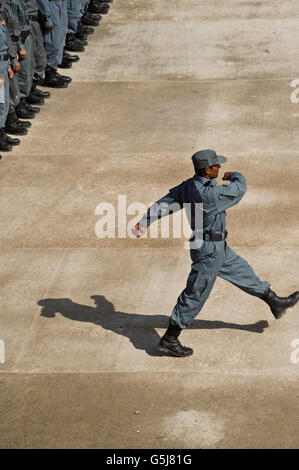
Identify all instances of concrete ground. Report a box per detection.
[0,0,299,449]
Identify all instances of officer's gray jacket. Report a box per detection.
[2,0,22,67]
[10,0,31,30]
[23,0,39,15]
[0,17,9,57]
[139,172,247,245]
[36,0,53,28]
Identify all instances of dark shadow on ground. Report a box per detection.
[37,295,269,356]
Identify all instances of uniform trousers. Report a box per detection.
[18,34,33,98]
[31,20,46,79]
[44,0,68,69]
[170,241,270,329]
[0,60,10,127]
[67,0,81,34]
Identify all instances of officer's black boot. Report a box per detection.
[31,79,51,99]
[88,0,109,14]
[65,33,85,52]
[58,55,73,69]
[26,93,45,105]
[44,67,68,88]
[0,128,20,146]
[157,324,193,357]
[55,71,72,83]
[5,111,28,135]
[23,101,40,113]
[81,13,100,26]
[66,32,87,47]
[74,30,88,41]
[15,98,35,119]
[261,287,299,319]
[0,128,13,151]
[77,20,94,35]
[63,50,80,62]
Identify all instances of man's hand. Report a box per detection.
[13,62,20,72]
[46,23,54,31]
[133,223,147,238]
[8,68,14,79]
[18,49,27,60]
[0,76,5,86]
[222,172,232,181]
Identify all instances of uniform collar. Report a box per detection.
[194,175,217,186]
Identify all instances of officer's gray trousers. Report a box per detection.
[170,242,270,329]
[58,0,68,65]
[18,34,33,98]
[0,60,9,127]
[9,73,20,109]
[31,20,46,79]
[44,0,67,69]
[68,0,80,34]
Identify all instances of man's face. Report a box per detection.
[207,164,221,179]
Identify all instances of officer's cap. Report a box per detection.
[191,149,227,169]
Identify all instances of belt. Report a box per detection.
[29,13,39,21]
[203,230,228,241]
[0,54,9,61]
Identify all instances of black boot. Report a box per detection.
[77,21,94,35]
[81,14,100,26]
[24,102,40,113]
[26,94,45,105]
[157,324,193,357]
[15,98,35,119]
[74,31,88,41]
[63,50,80,62]
[0,128,20,146]
[55,71,72,83]
[0,128,13,151]
[5,112,28,135]
[44,67,68,88]
[88,1,109,14]
[77,23,94,34]
[65,33,85,52]
[66,32,87,47]
[261,287,299,319]
[58,56,73,69]
[31,80,51,98]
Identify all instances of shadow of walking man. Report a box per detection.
[37,295,269,356]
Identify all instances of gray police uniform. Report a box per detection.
[2,0,21,109]
[139,154,270,330]
[67,0,80,35]
[0,17,10,128]
[10,0,33,98]
[23,0,46,80]
[37,0,67,70]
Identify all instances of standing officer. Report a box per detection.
[2,0,31,134]
[0,0,20,151]
[134,149,299,357]
[37,0,71,87]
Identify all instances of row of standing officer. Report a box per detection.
[0,0,112,159]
